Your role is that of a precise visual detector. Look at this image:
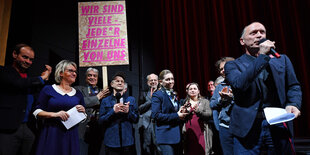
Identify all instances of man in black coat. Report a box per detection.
[0,44,51,155]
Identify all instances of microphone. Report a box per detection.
[259,38,281,58]
[115,92,121,103]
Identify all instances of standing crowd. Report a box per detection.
[0,22,302,155]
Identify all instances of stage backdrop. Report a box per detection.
[152,0,310,137]
[78,1,129,67]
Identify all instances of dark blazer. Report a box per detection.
[225,54,302,138]
[99,94,138,147]
[151,88,181,144]
[138,90,153,130]
[0,66,44,130]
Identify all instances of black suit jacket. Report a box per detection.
[0,66,44,130]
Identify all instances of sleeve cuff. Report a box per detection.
[38,77,45,84]
[33,109,43,119]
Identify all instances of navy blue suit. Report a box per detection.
[225,54,301,154]
[151,88,181,145]
[225,54,301,138]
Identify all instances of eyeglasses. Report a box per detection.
[66,69,77,74]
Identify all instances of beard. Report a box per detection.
[15,61,30,73]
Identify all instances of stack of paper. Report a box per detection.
[61,107,86,129]
[263,107,295,125]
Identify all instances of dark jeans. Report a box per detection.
[0,123,35,155]
[219,125,234,155]
[234,118,295,155]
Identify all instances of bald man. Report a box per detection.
[224,22,301,154]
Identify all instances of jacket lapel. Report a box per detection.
[82,86,90,96]
[161,88,177,111]
[238,54,262,93]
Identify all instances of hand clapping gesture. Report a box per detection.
[40,65,52,81]
[178,106,189,120]
[219,87,233,101]
[113,102,130,113]
[97,88,110,100]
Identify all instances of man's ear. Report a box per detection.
[12,51,18,59]
[240,38,245,46]
[110,81,114,88]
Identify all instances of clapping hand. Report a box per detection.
[97,88,110,100]
[219,87,233,101]
[41,65,52,81]
[150,86,157,97]
[178,106,189,120]
[113,102,130,113]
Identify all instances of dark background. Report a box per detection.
[5,0,310,138]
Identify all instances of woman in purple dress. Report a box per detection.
[182,83,213,155]
[33,60,85,155]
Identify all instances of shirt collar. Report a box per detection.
[88,85,98,89]
[52,84,76,96]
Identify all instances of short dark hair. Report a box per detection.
[13,43,33,55]
[215,57,235,71]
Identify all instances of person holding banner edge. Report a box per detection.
[74,67,110,155]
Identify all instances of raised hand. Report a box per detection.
[97,88,110,100]
[41,65,52,81]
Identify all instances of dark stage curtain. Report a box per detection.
[152,0,310,137]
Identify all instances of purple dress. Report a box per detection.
[35,85,85,155]
[185,113,206,155]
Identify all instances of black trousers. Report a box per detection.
[105,145,135,155]
[0,123,35,155]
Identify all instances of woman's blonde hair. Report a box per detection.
[54,60,77,83]
[158,69,172,81]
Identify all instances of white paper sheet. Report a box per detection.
[61,107,86,129]
[263,107,295,125]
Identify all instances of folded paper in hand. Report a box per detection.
[61,107,86,129]
[263,107,295,125]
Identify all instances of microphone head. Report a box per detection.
[258,38,267,44]
[115,92,122,99]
